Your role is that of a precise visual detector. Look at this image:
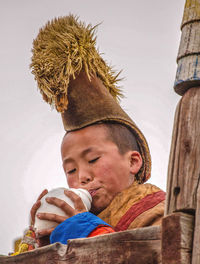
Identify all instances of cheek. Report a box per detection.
[99,163,128,191]
[67,176,79,188]
[96,164,118,187]
[95,163,112,181]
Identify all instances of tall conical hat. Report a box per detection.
[31,15,151,183]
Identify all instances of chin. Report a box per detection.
[90,199,111,215]
[90,205,105,215]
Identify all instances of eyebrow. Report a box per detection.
[81,147,94,157]
[63,147,95,164]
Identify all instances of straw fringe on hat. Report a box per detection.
[31,15,122,113]
[31,15,151,183]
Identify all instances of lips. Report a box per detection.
[89,188,100,197]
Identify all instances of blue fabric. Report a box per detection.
[50,212,111,244]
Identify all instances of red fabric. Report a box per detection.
[115,191,166,231]
[88,225,115,237]
[28,245,34,251]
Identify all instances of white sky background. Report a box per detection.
[0,0,185,254]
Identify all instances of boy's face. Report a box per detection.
[61,124,141,214]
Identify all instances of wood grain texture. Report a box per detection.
[0,243,66,264]
[192,182,200,264]
[162,212,194,264]
[175,55,200,95]
[0,226,161,264]
[175,21,200,95]
[165,87,200,214]
[181,0,200,28]
[174,0,200,95]
[177,22,200,59]
[175,21,200,96]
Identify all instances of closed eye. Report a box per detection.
[89,157,100,164]
[67,168,76,174]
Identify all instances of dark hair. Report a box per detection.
[102,122,140,155]
[65,122,140,154]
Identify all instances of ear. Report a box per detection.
[129,151,143,175]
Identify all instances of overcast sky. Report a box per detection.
[0,0,185,254]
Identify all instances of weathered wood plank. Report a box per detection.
[0,226,161,264]
[0,243,65,264]
[66,226,161,264]
[192,182,200,264]
[162,212,194,264]
[164,99,181,216]
[165,87,200,214]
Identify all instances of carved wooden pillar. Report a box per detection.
[162,1,200,263]
[165,87,200,215]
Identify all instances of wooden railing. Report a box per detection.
[0,226,161,264]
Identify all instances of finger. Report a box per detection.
[64,190,86,212]
[37,212,67,223]
[37,189,48,201]
[46,197,75,217]
[36,227,54,238]
[30,190,48,226]
[30,200,41,225]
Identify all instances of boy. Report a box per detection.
[32,122,165,245]
[15,14,165,251]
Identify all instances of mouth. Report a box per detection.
[89,188,100,197]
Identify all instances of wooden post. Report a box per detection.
[162,86,200,263]
[165,87,200,214]
[166,0,200,213]
[162,1,200,263]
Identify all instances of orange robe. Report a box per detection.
[97,181,165,231]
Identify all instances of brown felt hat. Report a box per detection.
[31,15,151,183]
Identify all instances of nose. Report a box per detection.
[79,168,93,184]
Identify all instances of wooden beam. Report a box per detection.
[165,87,200,214]
[192,182,200,264]
[162,212,194,264]
[0,226,161,264]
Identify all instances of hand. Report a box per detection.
[30,189,52,246]
[36,189,87,238]
[30,189,48,227]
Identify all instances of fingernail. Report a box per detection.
[37,213,41,218]
[46,197,50,202]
